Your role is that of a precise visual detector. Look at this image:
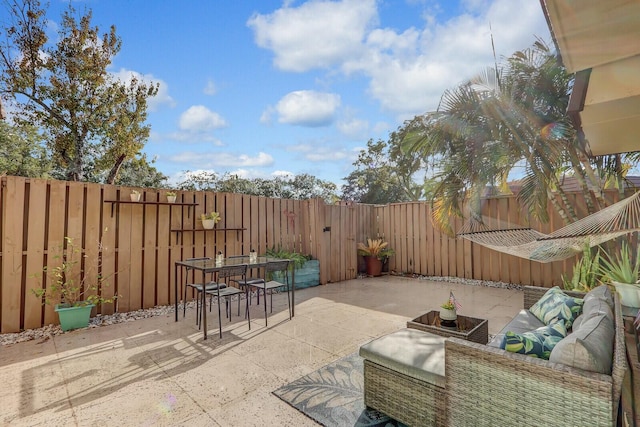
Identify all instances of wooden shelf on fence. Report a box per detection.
[104,200,198,217]
[170,227,246,243]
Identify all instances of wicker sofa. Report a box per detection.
[445,286,627,427]
[360,286,628,427]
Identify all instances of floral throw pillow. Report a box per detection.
[503,320,567,359]
[530,286,583,329]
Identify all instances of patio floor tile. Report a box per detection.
[0,276,522,426]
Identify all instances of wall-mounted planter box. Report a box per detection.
[274,259,320,289]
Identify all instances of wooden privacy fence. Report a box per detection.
[0,176,357,333]
[0,175,626,333]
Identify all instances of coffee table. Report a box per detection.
[407,311,488,344]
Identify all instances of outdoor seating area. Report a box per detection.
[1,275,524,426]
[359,285,628,426]
[3,1,640,426]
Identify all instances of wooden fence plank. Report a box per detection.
[1,177,25,333]
[24,179,48,329]
[84,183,103,314]
[44,180,67,324]
[100,185,117,315]
[142,191,158,309]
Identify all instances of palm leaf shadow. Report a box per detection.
[275,354,363,412]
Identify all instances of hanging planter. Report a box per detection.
[202,219,216,229]
[200,212,221,230]
[130,190,141,201]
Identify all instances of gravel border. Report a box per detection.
[0,276,522,346]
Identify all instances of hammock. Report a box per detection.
[457,191,640,263]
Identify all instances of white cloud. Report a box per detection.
[286,142,351,162]
[250,0,549,117]
[203,79,217,95]
[170,151,274,168]
[305,148,350,162]
[247,0,378,72]
[275,90,341,127]
[166,131,223,145]
[373,121,391,134]
[260,106,275,125]
[179,105,227,131]
[337,108,369,140]
[111,68,175,111]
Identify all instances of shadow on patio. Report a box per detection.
[1,275,522,426]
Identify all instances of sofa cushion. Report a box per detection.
[502,320,567,359]
[572,314,584,331]
[488,309,546,348]
[530,286,583,328]
[359,328,446,388]
[580,297,614,326]
[584,284,614,310]
[549,312,614,374]
[567,286,613,332]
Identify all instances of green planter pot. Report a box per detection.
[55,303,95,331]
[273,260,320,289]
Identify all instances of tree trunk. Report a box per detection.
[106,154,126,184]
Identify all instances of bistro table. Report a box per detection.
[174,256,294,339]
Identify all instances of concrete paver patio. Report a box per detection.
[1,275,523,426]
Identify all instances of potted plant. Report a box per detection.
[166,191,177,203]
[439,300,457,322]
[130,189,141,201]
[200,211,221,229]
[600,240,640,310]
[562,243,602,292]
[380,247,396,273]
[357,238,391,277]
[32,237,117,331]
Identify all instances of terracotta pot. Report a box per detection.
[364,256,382,277]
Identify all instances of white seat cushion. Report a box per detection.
[359,328,446,387]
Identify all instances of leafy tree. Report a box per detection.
[341,136,426,204]
[0,0,158,183]
[405,39,635,234]
[113,154,168,188]
[177,172,338,203]
[0,121,51,177]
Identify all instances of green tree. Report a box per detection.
[405,39,633,234]
[0,121,51,177]
[0,0,158,183]
[177,172,338,203]
[112,154,168,188]
[341,138,420,204]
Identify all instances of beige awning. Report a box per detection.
[540,0,640,155]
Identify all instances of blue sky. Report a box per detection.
[43,0,551,187]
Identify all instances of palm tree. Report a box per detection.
[406,39,632,234]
